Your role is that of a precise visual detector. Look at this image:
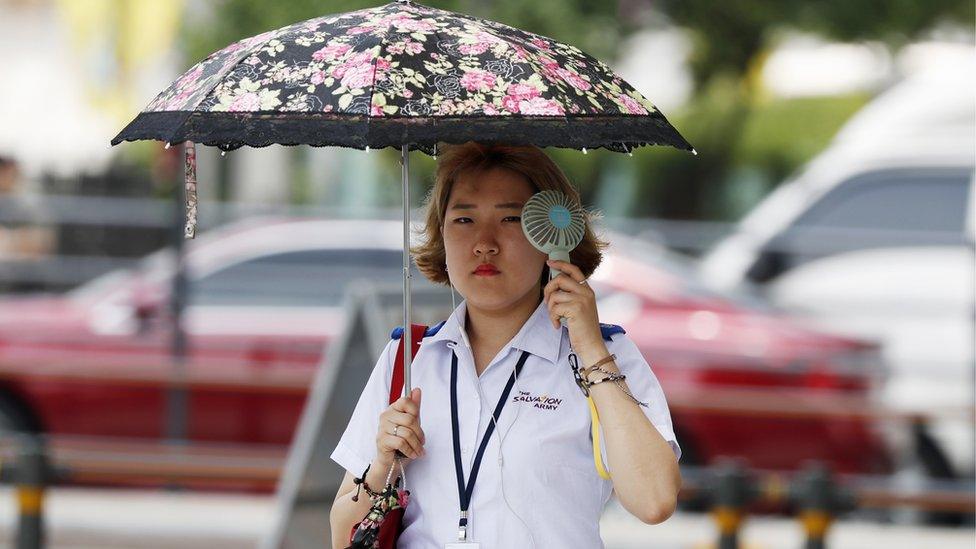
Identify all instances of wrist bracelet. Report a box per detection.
[588,372,626,386]
[581,354,617,378]
[586,371,651,408]
[584,366,618,382]
[351,464,382,502]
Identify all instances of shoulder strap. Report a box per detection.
[389,324,428,404]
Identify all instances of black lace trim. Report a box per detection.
[111,111,694,155]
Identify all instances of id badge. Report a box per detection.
[445,544,480,549]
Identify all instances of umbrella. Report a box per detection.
[111,0,694,393]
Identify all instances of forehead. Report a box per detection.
[450,167,534,201]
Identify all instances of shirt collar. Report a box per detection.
[426,298,564,366]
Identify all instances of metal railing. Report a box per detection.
[0,432,971,549]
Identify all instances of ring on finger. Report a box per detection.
[391,424,400,437]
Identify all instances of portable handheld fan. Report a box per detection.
[522,190,586,325]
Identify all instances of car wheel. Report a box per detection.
[889,423,966,526]
[0,394,39,434]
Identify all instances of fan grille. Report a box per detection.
[522,190,585,251]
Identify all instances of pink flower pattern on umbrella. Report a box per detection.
[142,1,665,120]
[460,69,497,92]
[121,0,692,160]
[518,97,565,115]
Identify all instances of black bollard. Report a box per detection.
[708,459,756,549]
[790,461,855,549]
[15,435,47,549]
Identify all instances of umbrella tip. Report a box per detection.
[164,142,171,150]
[691,148,698,156]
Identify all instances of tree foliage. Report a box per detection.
[658,0,974,88]
[181,0,974,220]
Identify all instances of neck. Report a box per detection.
[464,289,541,357]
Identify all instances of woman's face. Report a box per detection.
[442,167,547,312]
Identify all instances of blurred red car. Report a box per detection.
[0,217,892,475]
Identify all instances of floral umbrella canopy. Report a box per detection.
[113,0,692,153]
[111,0,694,388]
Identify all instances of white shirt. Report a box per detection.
[331,299,681,549]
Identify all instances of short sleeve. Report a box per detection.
[598,333,681,469]
[329,338,398,476]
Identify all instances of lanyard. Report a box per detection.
[450,349,530,541]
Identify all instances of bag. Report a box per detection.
[347,324,427,549]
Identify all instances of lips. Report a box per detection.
[474,264,500,275]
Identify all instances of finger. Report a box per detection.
[388,425,424,457]
[386,410,420,429]
[377,421,424,459]
[548,258,583,280]
[549,303,569,329]
[383,412,426,445]
[546,259,585,283]
[548,289,577,304]
[391,395,419,416]
[382,432,424,459]
[550,302,579,324]
[551,273,588,296]
[544,275,580,305]
[397,425,424,455]
[388,411,426,445]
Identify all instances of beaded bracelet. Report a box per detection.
[351,463,382,502]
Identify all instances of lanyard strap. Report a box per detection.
[450,349,530,539]
[569,352,612,480]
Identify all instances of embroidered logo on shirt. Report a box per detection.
[512,390,563,411]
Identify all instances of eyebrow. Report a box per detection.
[449,201,524,210]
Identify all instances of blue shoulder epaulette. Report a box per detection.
[391,320,447,340]
[599,323,626,341]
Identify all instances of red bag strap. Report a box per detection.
[390,324,427,404]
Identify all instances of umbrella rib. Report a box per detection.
[160,23,299,145]
[366,5,397,148]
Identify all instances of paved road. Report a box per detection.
[0,487,972,548]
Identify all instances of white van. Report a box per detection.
[699,66,976,479]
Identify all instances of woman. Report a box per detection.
[330,142,681,548]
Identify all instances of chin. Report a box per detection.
[462,282,540,311]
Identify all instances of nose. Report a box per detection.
[473,226,499,257]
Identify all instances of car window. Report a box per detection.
[795,168,972,235]
[191,249,431,307]
[747,167,973,284]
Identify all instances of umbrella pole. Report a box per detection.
[401,144,412,397]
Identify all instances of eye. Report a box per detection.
[452,217,472,224]
[504,216,522,222]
